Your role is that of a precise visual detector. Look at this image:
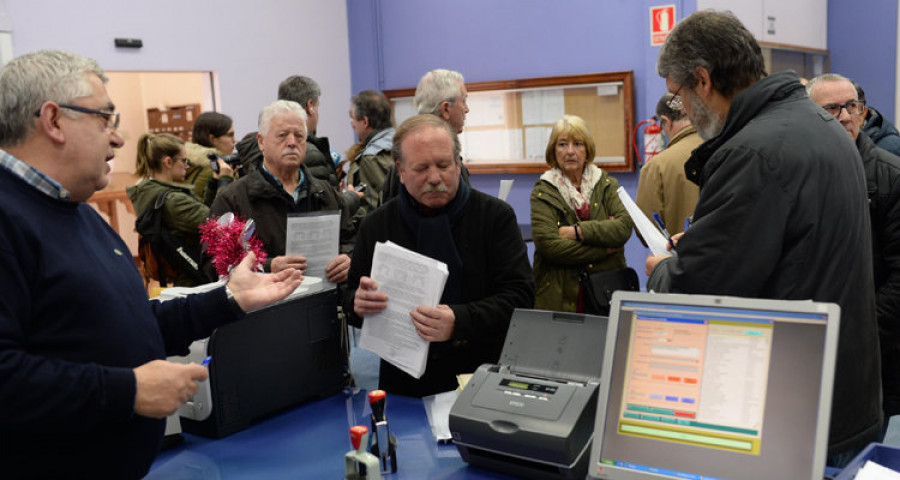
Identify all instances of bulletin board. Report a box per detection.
[383,71,635,174]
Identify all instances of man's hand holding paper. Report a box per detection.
[325,254,352,283]
[645,232,683,275]
[354,276,389,316]
[271,254,307,274]
[358,241,449,379]
[411,305,455,342]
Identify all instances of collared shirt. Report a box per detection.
[0,148,71,201]
[261,162,306,202]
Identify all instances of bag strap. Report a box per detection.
[151,191,172,286]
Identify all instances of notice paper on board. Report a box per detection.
[359,241,449,379]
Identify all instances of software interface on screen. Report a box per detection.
[595,300,831,480]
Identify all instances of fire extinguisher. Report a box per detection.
[633,117,664,165]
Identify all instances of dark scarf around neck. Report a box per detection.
[397,179,471,304]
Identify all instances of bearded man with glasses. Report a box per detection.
[809,73,900,440]
[646,11,881,466]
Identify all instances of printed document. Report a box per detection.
[286,212,340,285]
[617,186,673,257]
[359,241,449,379]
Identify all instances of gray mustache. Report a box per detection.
[422,183,449,193]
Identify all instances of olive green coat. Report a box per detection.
[530,171,633,312]
[127,179,211,286]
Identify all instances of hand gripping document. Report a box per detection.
[358,241,449,379]
[617,186,673,257]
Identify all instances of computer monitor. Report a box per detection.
[589,291,839,480]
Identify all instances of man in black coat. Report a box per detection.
[646,11,881,465]
[212,100,355,279]
[809,73,900,434]
[346,115,533,397]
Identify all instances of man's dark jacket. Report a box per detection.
[864,106,900,158]
[210,165,355,271]
[648,71,881,456]
[858,131,900,418]
[344,187,534,397]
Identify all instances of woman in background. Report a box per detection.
[185,112,235,203]
[530,115,633,312]
[193,111,236,156]
[127,133,215,286]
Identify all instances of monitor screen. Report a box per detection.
[590,292,838,480]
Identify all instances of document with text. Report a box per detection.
[286,212,340,285]
[359,241,449,379]
[617,186,673,257]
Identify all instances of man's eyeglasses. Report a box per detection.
[821,100,865,118]
[34,104,120,130]
[667,85,684,110]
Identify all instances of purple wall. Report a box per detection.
[828,0,897,122]
[345,0,700,289]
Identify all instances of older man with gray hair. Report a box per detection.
[0,50,303,479]
[808,73,900,433]
[382,68,470,202]
[212,100,355,280]
[644,10,880,464]
[413,68,469,133]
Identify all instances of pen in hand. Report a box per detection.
[652,212,676,250]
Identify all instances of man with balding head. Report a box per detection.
[345,114,533,397]
[808,73,900,430]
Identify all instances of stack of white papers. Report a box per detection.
[359,241,449,379]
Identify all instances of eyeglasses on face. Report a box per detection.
[174,156,191,167]
[821,100,865,118]
[667,85,684,110]
[34,103,120,130]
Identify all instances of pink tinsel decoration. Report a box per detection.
[199,214,267,279]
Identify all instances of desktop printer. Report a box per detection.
[163,278,347,438]
[449,309,608,479]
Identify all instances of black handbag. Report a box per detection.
[581,267,640,316]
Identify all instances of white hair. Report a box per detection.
[258,100,308,136]
[413,69,465,115]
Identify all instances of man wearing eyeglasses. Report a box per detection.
[645,11,880,466]
[0,50,304,479]
[808,73,900,438]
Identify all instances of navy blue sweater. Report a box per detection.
[0,167,241,479]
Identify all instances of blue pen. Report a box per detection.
[652,212,676,250]
[684,216,691,233]
[201,356,212,367]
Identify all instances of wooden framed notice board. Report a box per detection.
[382,71,635,174]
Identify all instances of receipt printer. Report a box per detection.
[171,278,346,438]
[449,309,608,479]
